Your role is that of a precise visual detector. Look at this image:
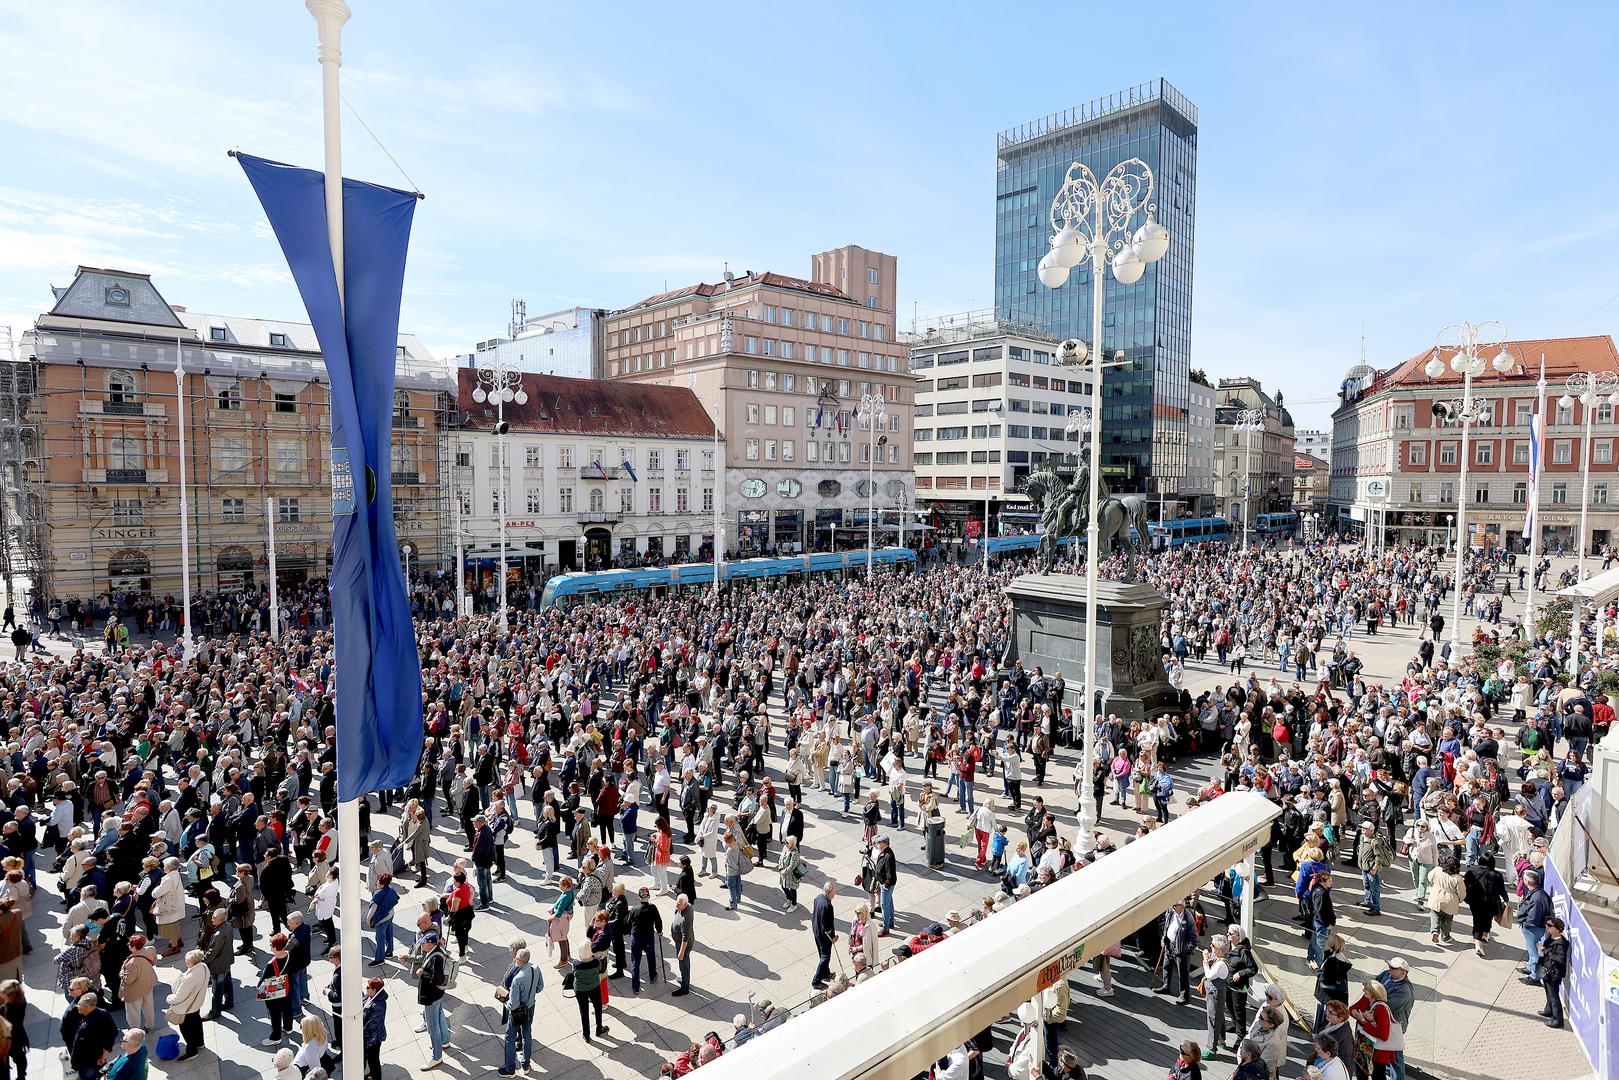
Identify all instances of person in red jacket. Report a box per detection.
[1349,980,1401,1079]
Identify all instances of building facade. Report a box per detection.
[605,245,915,554]
[454,372,717,576]
[1295,428,1331,463]
[1328,335,1619,552]
[1182,378,1216,516]
[994,79,1198,493]
[459,305,606,380]
[1213,377,1297,530]
[905,313,1092,537]
[1293,453,1329,515]
[18,266,451,602]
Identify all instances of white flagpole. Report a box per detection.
[454,484,467,616]
[1524,353,1547,639]
[175,333,195,661]
[266,496,282,642]
[305,2,363,1073]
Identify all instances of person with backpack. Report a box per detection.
[414,932,450,1069]
[497,946,540,1076]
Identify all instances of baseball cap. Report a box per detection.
[1387,956,1408,971]
[638,886,651,899]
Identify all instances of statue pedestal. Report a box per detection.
[1004,573,1179,724]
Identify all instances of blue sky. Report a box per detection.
[3,2,1616,430]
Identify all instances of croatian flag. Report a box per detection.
[591,459,610,480]
[1524,410,1543,541]
[621,456,638,482]
[238,153,423,801]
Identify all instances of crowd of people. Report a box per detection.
[3,529,1602,1080]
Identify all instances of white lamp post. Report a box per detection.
[1037,156,1169,856]
[401,542,413,582]
[1423,320,1513,659]
[1234,408,1265,552]
[470,359,528,632]
[857,392,887,578]
[1558,369,1619,675]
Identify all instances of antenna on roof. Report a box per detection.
[1360,322,1366,366]
[509,298,526,341]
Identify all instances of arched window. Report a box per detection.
[106,369,138,407]
[393,390,411,427]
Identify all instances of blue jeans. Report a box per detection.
[880,885,895,931]
[961,781,976,814]
[700,852,717,876]
[1306,924,1328,965]
[1390,1051,1406,1080]
[1522,925,1547,978]
[210,970,234,1012]
[725,873,742,908]
[477,864,495,907]
[829,770,841,797]
[425,999,449,1061]
[290,968,309,1015]
[503,1015,534,1071]
[622,828,637,866]
[372,922,394,963]
[1362,870,1382,911]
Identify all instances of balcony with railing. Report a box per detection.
[85,468,168,484]
[79,400,166,419]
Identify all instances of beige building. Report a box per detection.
[605,245,914,553]
[17,266,451,603]
[1213,377,1297,530]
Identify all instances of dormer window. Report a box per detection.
[269,332,289,347]
[396,345,407,360]
[210,326,227,342]
[104,285,131,307]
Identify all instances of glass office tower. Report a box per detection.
[994,79,1197,494]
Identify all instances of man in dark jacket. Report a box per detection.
[62,992,119,1080]
[471,816,496,910]
[874,836,898,934]
[1539,917,1570,1027]
[1515,868,1553,984]
[414,933,450,1067]
[629,887,663,993]
[1307,870,1337,968]
[811,882,837,989]
[1152,898,1199,1004]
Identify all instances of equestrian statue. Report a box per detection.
[1021,455,1151,581]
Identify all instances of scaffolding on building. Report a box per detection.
[0,328,46,608]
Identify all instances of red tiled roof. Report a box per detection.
[457,371,716,438]
[618,271,855,313]
[1370,335,1619,394]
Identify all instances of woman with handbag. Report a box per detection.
[1463,852,1510,959]
[443,869,475,961]
[497,947,540,1076]
[547,877,575,967]
[257,933,295,1047]
[166,949,209,1061]
[569,943,608,1043]
[1349,980,1403,1080]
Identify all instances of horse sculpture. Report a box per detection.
[1022,458,1151,581]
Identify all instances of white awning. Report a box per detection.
[1556,564,1619,604]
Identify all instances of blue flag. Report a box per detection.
[621,456,638,482]
[237,153,423,801]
